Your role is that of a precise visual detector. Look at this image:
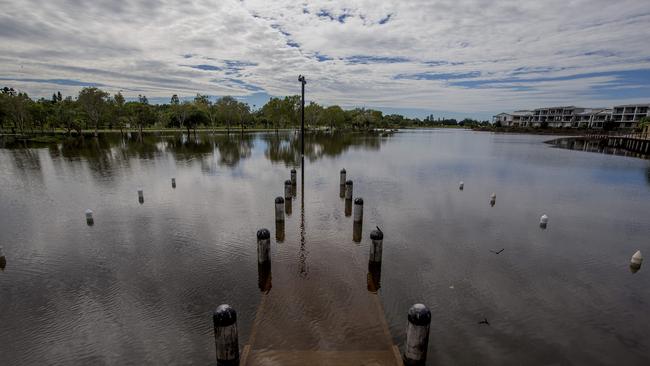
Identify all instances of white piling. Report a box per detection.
[85,209,94,225]
[630,250,643,272]
[540,214,549,229]
[213,304,239,365]
[353,198,364,223]
[404,303,431,365]
[275,197,285,222]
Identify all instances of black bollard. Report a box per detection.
[404,304,431,365]
[138,189,144,204]
[369,228,383,263]
[171,178,176,188]
[257,228,271,264]
[340,168,346,186]
[353,197,364,223]
[275,197,284,222]
[213,304,239,365]
[291,168,297,186]
[345,180,353,200]
[284,180,292,199]
[285,197,292,216]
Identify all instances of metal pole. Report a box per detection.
[298,75,306,158]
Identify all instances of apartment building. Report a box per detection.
[493,103,648,129]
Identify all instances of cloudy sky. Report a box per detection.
[1,0,650,119]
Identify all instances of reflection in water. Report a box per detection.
[345,199,352,217]
[339,184,345,198]
[285,198,292,216]
[549,137,650,161]
[263,131,383,165]
[353,221,362,243]
[275,221,285,242]
[367,261,381,293]
[258,262,272,293]
[299,162,307,278]
[0,247,6,271]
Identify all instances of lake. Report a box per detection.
[1,130,649,365]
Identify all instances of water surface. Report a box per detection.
[1,130,649,365]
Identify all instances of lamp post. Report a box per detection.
[298,75,306,159]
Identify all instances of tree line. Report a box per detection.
[0,86,488,136]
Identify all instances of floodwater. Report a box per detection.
[1,130,649,365]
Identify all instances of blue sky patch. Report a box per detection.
[394,71,481,80]
[345,55,410,64]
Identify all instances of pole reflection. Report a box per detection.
[275,221,285,242]
[367,261,382,293]
[298,156,307,277]
[258,262,272,293]
[353,221,362,243]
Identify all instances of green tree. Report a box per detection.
[77,87,110,136]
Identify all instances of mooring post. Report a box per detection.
[369,228,383,263]
[404,303,432,366]
[459,181,464,190]
[284,180,292,199]
[490,193,496,206]
[353,197,364,223]
[340,168,347,186]
[291,168,297,186]
[257,228,271,264]
[345,180,353,200]
[138,188,144,204]
[213,304,239,365]
[171,178,176,188]
[275,197,285,222]
[85,209,94,226]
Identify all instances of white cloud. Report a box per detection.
[1,0,649,116]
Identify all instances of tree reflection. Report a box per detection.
[263,131,383,165]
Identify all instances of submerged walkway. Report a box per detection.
[241,262,402,366]
[240,181,402,365]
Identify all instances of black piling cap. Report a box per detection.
[341,168,346,173]
[213,304,237,327]
[275,197,284,204]
[257,228,271,240]
[408,304,431,326]
[285,179,292,186]
[291,168,296,173]
[345,180,353,186]
[354,197,364,205]
[370,229,383,240]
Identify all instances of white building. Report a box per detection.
[493,103,648,129]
